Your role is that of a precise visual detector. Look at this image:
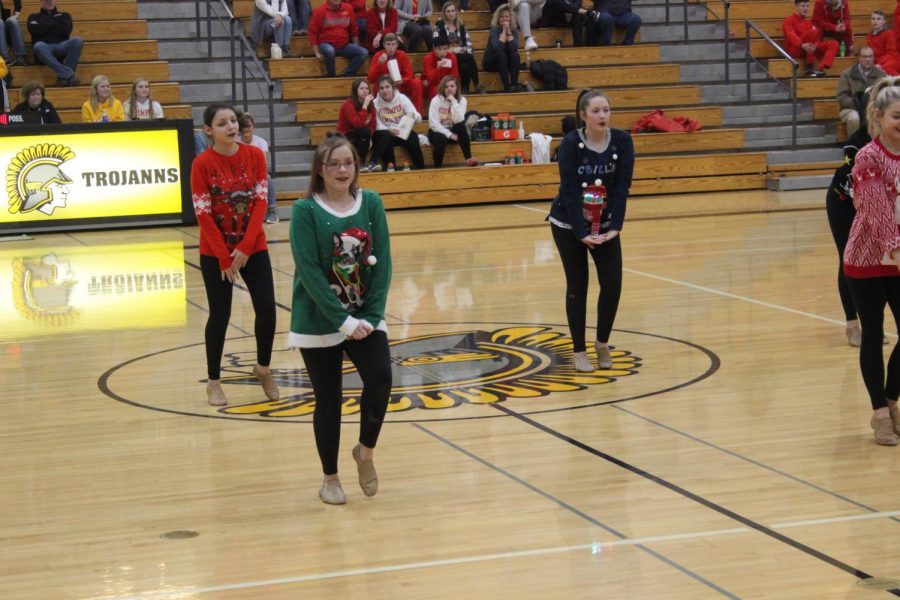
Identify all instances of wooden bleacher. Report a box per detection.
[358,153,768,208]
[7,0,187,124]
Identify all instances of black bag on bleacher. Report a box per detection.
[529,60,568,91]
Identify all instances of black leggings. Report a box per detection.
[200,251,276,380]
[847,276,900,410]
[344,127,372,164]
[455,51,480,91]
[371,129,425,169]
[300,330,393,475]
[551,223,622,351]
[483,44,520,90]
[427,123,472,167]
[825,188,858,321]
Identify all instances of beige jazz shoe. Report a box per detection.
[595,342,613,370]
[573,352,595,373]
[319,479,347,505]
[871,414,899,446]
[207,381,227,407]
[253,365,280,400]
[352,444,378,497]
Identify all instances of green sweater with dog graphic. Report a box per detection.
[289,189,392,348]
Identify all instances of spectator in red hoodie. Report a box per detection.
[867,10,899,75]
[337,78,377,165]
[365,0,400,53]
[368,32,424,111]
[422,35,458,100]
[812,0,853,55]
[783,0,838,77]
[308,0,368,76]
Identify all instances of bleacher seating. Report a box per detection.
[8,0,186,123]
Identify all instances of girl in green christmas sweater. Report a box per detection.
[289,134,393,505]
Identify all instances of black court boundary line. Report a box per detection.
[492,404,900,595]
[413,423,741,599]
[612,404,900,525]
[98,322,717,424]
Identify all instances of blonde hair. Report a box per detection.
[441,1,463,27]
[305,134,360,199]
[125,78,158,120]
[88,75,112,113]
[867,76,900,137]
[490,3,516,30]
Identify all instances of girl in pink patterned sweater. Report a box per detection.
[845,76,900,445]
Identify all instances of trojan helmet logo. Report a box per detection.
[6,143,76,215]
[11,253,81,326]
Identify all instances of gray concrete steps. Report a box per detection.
[767,174,833,191]
[768,147,843,164]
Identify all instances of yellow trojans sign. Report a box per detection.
[0,129,183,226]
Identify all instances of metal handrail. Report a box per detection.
[194,0,279,178]
[664,0,731,82]
[744,19,797,148]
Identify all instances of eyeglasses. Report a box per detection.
[325,160,356,172]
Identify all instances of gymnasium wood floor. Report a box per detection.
[4,190,900,599]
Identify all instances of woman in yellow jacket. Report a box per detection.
[81,75,125,123]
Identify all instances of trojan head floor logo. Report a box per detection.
[11,253,80,327]
[99,323,719,423]
[6,143,75,216]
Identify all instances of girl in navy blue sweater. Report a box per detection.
[548,89,635,372]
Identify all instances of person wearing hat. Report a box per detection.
[422,34,458,100]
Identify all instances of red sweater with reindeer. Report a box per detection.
[191,144,269,270]
[844,138,900,278]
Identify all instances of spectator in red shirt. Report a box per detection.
[308,0,368,76]
[422,35,459,100]
[365,0,400,53]
[337,78,377,166]
[812,0,853,55]
[368,33,424,111]
[867,10,899,75]
[783,0,838,77]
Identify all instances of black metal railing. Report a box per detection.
[744,19,797,148]
[194,0,279,176]
[664,0,731,82]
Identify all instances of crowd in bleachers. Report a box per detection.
[780,0,900,138]
[0,0,169,125]
[275,0,643,170]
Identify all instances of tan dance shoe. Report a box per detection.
[207,381,227,407]
[253,365,280,401]
[595,342,613,370]
[871,414,899,446]
[319,479,347,505]
[352,444,378,497]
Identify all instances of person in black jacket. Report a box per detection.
[547,88,635,373]
[0,0,27,65]
[10,80,61,124]
[544,0,589,47]
[26,0,83,86]
[590,0,641,45]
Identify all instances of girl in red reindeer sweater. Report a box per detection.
[845,76,900,445]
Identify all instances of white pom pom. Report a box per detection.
[612,154,618,160]
[578,142,584,149]
[595,179,602,186]
[581,182,587,188]
[367,255,377,266]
